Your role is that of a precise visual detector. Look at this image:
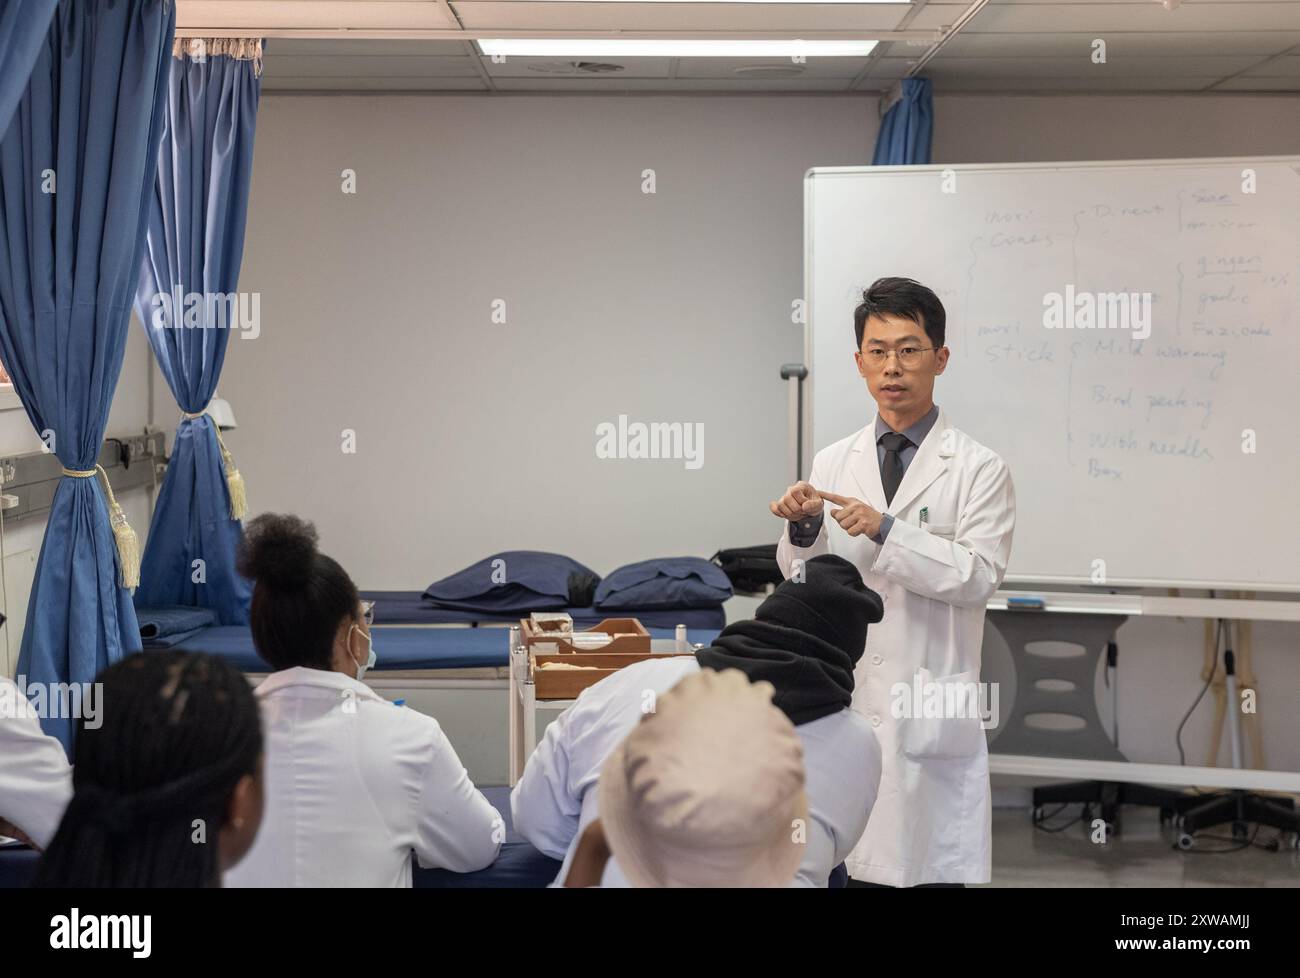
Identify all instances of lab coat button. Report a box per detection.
[870,715,882,727]
[871,654,883,665]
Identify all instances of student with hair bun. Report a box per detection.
[32,650,264,888]
[224,513,501,887]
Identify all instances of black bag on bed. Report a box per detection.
[710,544,783,595]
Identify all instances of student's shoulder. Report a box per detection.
[799,707,879,755]
[376,697,452,749]
[573,656,700,716]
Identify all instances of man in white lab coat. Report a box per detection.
[512,554,885,887]
[771,276,1016,886]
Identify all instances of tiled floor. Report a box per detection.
[985,806,1300,887]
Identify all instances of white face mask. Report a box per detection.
[349,624,377,680]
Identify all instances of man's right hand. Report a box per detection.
[770,480,826,522]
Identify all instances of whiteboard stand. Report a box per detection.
[780,363,807,485]
[987,609,1193,839]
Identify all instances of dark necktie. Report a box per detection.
[879,431,911,506]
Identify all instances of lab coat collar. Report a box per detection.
[851,408,952,517]
[847,423,887,512]
[886,408,952,516]
[255,666,385,704]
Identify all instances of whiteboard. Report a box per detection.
[805,158,1300,592]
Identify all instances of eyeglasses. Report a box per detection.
[361,600,375,627]
[861,346,937,368]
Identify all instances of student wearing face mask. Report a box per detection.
[224,514,501,887]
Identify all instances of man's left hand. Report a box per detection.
[818,491,884,539]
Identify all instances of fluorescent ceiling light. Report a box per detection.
[541,0,903,2]
[478,39,878,57]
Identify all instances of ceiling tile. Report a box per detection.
[451,1,916,31]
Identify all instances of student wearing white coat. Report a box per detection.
[512,555,885,887]
[224,514,502,888]
[0,676,73,848]
[772,277,1016,887]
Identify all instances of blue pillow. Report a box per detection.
[593,557,733,611]
[423,551,599,613]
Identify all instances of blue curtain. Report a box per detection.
[0,0,176,750]
[872,78,934,165]
[0,0,59,137]
[132,42,261,625]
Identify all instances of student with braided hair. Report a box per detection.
[32,650,264,888]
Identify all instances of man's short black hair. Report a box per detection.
[854,277,946,350]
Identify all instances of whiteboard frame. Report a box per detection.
[803,155,1300,594]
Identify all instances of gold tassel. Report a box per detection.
[224,459,248,520]
[185,409,249,520]
[64,466,141,590]
[97,465,141,590]
[107,500,142,590]
[212,429,248,520]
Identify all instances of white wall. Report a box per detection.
[218,90,1300,776]
[221,95,874,586]
[934,93,1300,164]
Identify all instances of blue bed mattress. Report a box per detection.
[360,590,726,631]
[0,788,562,889]
[415,785,559,888]
[146,624,723,673]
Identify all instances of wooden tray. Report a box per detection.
[531,649,694,700]
[519,616,651,656]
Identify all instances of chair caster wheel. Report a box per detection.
[1177,833,1195,851]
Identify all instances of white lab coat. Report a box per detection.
[225,667,501,888]
[0,677,73,848]
[511,657,882,887]
[778,410,1015,885]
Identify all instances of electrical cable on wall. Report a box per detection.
[0,470,10,669]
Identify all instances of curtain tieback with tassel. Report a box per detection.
[180,408,248,520]
[61,465,140,591]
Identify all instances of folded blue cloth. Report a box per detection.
[594,557,733,610]
[137,605,218,641]
[423,551,599,613]
[142,626,209,650]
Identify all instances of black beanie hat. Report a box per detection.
[694,554,885,725]
[755,554,883,664]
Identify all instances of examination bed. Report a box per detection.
[143,622,722,673]
[135,597,723,787]
[358,590,726,631]
[0,784,842,887]
[0,787,560,888]
[414,785,561,887]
